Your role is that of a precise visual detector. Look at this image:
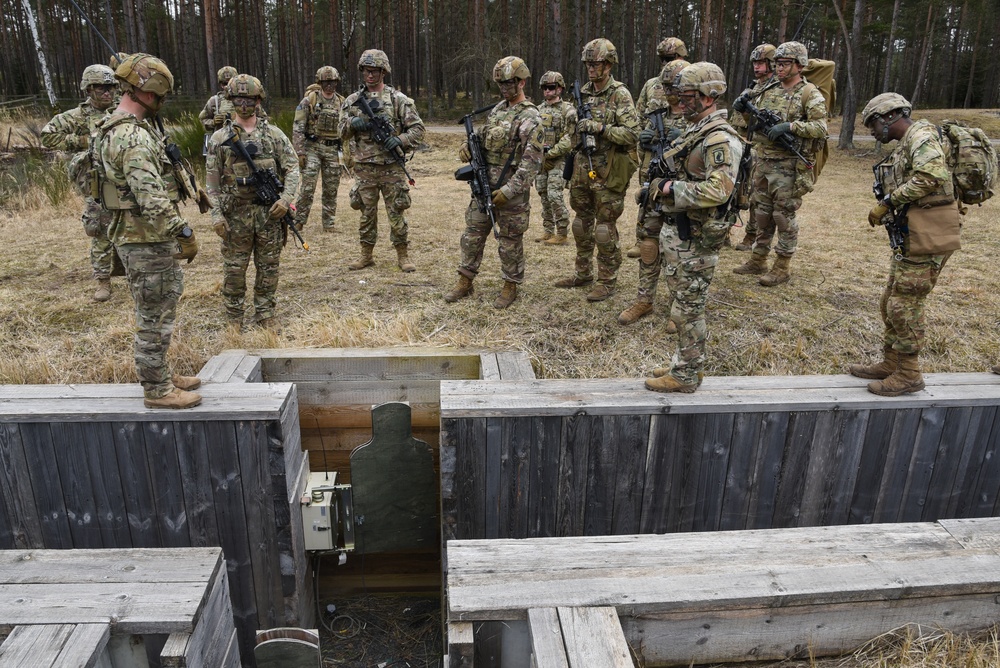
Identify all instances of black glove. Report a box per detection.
[638,128,656,148]
[732,93,750,114]
[384,136,402,152]
[350,116,370,132]
[665,128,682,143]
[767,122,792,142]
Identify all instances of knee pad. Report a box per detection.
[640,238,659,264]
[571,217,586,238]
[595,224,611,245]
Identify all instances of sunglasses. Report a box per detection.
[497,79,518,86]
[232,97,257,106]
[541,84,560,91]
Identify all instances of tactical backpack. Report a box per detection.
[801,58,836,179]
[937,120,998,209]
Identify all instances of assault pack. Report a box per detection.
[801,58,836,179]
[937,120,998,209]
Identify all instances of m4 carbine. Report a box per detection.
[637,108,691,241]
[564,80,597,181]
[353,88,415,186]
[872,161,907,259]
[455,104,500,239]
[742,97,814,169]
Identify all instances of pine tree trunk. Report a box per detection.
[910,2,935,106]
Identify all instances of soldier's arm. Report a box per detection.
[339,97,359,139]
[601,88,641,146]
[635,80,650,118]
[41,110,86,151]
[292,97,310,155]
[204,134,227,226]
[889,136,950,206]
[276,130,301,202]
[122,135,186,236]
[397,95,426,150]
[198,97,216,132]
[499,117,544,200]
[663,132,741,212]
[790,87,828,139]
[546,105,576,159]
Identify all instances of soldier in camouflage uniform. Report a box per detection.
[340,49,425,273]
[444,57,543,309]
[293,66,345,232]
[731,41,827,286]
[198,66,238,133]
[642,62,744,393]
[729,43,777,251]
[93,54,202,409]
[549,38,641,302]
[535,71,575,245]
[206,74,300,330]
[849,93,959,397]
[618,58,690,327]
[42,64,119,302]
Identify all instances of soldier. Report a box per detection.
[730,43,777,251]
[535,71,575,245]
[617,58,690,327]
[549,38,641,302]
[642,62,744,393]
[848,93,959,397]
[206,74,300,330]
[340,49,425,273]
[41,64,119,302]
[731,41,826,286]
[293,66,345,233]
[444,56,543,309]
[198,66,238,133]
[93,54,201,409]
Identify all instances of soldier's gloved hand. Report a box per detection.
[543,155,557,172]
[213,219,230,238]
[732,93,750,114]
[269,198,290,221]
[766,122,792,142]
[174,229,199,263]
[638,128,657,148]
[77,134,90,150]
[213,114,226,128]
[383,136,402,152]
[665,128,682,143]
[650,178,674,204]
[350,116,370,132]
[458,142,471,162]
[298,154,307,169]
[576,119,604,136]
[868,200,891,228]
[491,189,509,208]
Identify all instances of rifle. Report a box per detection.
[454,104,500,239]
[872,161,907,259]
[221,126,310,251]
[637,109,691,241]
[565,80,597,181]
[352,87,415,186]
[742,97,814,169]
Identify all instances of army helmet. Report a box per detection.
[226,73,265,100]
[657,37,688,59]
[659,59,691,86]
[862,92,911,127]
[109,52,129,70]
[115,53,174,97]
[358,49,391,75]
[775,41,809,66]
[80,64,115,92]
[493,56,530,82]
[750,43,777,64]
[539,71,566,88]
[674,61,727,98]
[316,66,341,82]
[217,66,238,85]
[581,38,618,65]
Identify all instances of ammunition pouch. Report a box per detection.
[100,179,139,211]
[454,165,475,182]
[604,145,639,195]
[906,200,961,255]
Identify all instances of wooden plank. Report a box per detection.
[638,414,681,534]
[160,632,190,668]
[81,423,131,548]
[673,413,707,533]
[19,423,72,549]
[48,422,103,549]
[796,410,840,527]
[455,419,486,541]
[717,411,762,530]
[110,421,157,548]
[0,624,75,666]
[973,407,1000,516]
[498,417,532,539]
[816,410,869,526]
[526,608,569,668]
[197,351,246,385]
[173,421,220,549]
[496,352,535,380]
[235,355,263,383]
[484,418,501,540]
[939,517,1000,552]
[610,415,649,535]
[298,402,440,429]
[873,408,921,523]
[771,412,818,528]
[144,421,190,547]
[479,353,501,381]
[0,548,222,584]
[848,409,896,524]
[898,407,949,522]
[557,607,632,668]
[922,406,975,521]
[527,417,562,538]
[447,621,474,668]
[257,349,481,381]
[947,406,999,517]
[692,412,734,532]
[0,423,43,549]
[440,418,460,548]
[55,623,111,668]
[556,415,591,537]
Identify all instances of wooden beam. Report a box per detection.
[527,608,569,668]
[557,607,631,668]
[447,621,474,667]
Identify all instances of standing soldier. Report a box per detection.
[642,62,744,393]
[198,66,238,134]
[535,71,575,245]
[42,64,118,302]
[206,74,300,330]
[93,54,201,409]
[731,41,826,286]
[730,43,777,251]
[340,49,425,273]
[293,66,345,233]
[550,38,641,302]
[849,93,960,397]
[444,57,543,309]
[617,58,690,326]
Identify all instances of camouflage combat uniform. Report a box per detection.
[198,92,236,132]
[748,80,827,258]
[635,71,668,118]
[41,101,116,279]
[729,76,776,244]
[548,76,641,290]
[535,98,575,237]
[456,100,544,284]
[293,85,345,231]
[655,109,743,387]
[206,120,300,323]
[340,86,424,248]
[874,119,956,355]
[94,111,188,400]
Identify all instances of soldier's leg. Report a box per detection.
[558,185,596,284]
[637,215,666,303]
[883,252,952,356]
[221,207,254,320]
[547,163,570,237]
[320,143,341,231]
[295,146,321,229]
[666,245,719,387]
[593,188,625,290]
[735,167,773,275]
[534,170,555,239]
[457,202,493,279]
[497,195,530,284]
[251,208,284,322]
[118,241,182,399]
[88,206,116,301]
[381,167,411,248]
[354,165,382,247]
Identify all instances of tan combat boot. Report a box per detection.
[444,274,474,303]
[586,284,614,302]
[536,231,554,243]
[645,373,700,393]
[849,347,898,380]
[144,387,203,409]
[172,374,202,391]
[733,252,769,275]
[759,254,792,287]
[544,233,568,246]
[867,353,925,397]
[735,231,755,251]
[626,241,642,258]
[494,281,518,309]
[554,275,593,288]
[93,278,112,302]
[617,301,653,325]
[993,365,1000,375]
[348,243,375,270]
[256,316,282,333]
[395,244,416,272]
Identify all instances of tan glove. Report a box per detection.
[77,134,90,150]
[458,142,471,162]
[195,187,212,214]
[213,219,230,238]
[491,189,508,208]
[298,154,307,169]
[173,229,199,263]
[213,113,226,128]
[868,200,891,227]
[269,198,290,221]
[543,155,557,172]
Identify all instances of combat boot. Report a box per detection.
[586,284,614,302]
[554,275,593,288]
[536,231,554,243]
[256,316,282,333]
[144,387,203,409]
[759,255,792,287]
[849,347,898,380]
[993,365,1000,375]
[172,374,202,391]
[348,243,375,270]
[544,233,568,246]
[494,281,518,309]
[733,252,769,275]
[626,242,642,258]
[395,244,416,273]
[645,373,701,393]
[735,231,756,251]
[617,301,653,325]
[93,278,112,302]
[867,353,925,397]
[444,274,474,303]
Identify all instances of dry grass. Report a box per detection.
[1,119,999,385]
[828,109,1000,139]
